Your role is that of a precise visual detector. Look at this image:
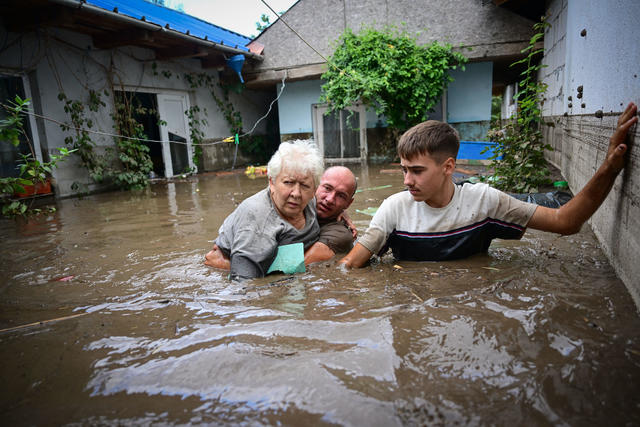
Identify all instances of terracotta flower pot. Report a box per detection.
[16,178,52,198]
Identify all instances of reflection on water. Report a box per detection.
[1,165,640,425]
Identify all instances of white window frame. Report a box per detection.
[312,102,367,163]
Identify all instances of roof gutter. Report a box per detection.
[49,0,264,61]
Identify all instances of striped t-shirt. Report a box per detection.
[358,183,537,261]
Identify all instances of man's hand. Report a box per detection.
[339,243,374,268]
[337,211,358,239]
[605,102,638,174]
[527,101,637,235]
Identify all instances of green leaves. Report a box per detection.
[1,97,73,218]
[486,17,552,193]
[321,26,467,132]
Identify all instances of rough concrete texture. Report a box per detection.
[539,0,640,307]
[539,0,568,116]
[542,115,640,308]
[251,0,537,74]
[202,141,252,171]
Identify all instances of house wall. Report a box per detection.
[447,61,493,141]
[276,79,322,136]
[251,0,537,157]
[540,0,640,307]
[0,25,272,197]
[253,0,536,74]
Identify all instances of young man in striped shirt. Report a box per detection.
[340,102,637,268]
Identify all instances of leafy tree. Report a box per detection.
[256,13,271,33]
[320,26,467,133]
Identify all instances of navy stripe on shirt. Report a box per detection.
[380,217,527,261]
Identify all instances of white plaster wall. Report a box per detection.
[542,0,640,117]
[276,79,322,134]
[0,25,271,197]
[540,0,567,116]
[540,0,640,308]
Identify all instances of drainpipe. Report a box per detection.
[48,0,264,61]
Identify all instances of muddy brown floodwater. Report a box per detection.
[1,164,640,426]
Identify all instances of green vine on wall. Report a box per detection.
[186,105,207,168]
[59,89,109,182]
[59,88,154,191]
[182,71,242,134]
[321,26,467,133]
[111,93,154,190]
[182,71,274,163]
[485,18,552,193]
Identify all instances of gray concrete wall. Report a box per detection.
[250,0,537,78]
[0,25,272,197]
[540,0,640,307]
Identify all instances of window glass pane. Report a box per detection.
[322,110,341,158]
[169,132,189,174]
[341,110,360,158]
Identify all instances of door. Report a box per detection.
[313,103,367,163]
[156,93,194,177]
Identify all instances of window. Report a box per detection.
[312,103,367,163]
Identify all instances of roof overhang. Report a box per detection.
[0,0,263,70]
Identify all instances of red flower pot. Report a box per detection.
[16,179,52,198]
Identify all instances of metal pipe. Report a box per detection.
[48,0,263,61]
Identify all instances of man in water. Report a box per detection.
[339,102,638,268]
[304,166,357,264]
[204,165,358,270]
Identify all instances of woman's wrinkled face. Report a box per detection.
[269,168,316,221]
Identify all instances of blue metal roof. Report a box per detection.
[85,0,252,51]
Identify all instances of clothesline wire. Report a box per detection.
[260,0,363,84]
[6,73,287,148]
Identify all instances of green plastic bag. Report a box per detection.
[267,243,306,275]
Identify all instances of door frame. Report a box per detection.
[0,71,43,163]
[156,92,194,177]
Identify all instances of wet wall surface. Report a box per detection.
[1,164,639,425]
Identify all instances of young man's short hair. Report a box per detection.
[397,120,460,164]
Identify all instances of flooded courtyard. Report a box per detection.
[1,164,640,425]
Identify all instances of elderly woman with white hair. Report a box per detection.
[205,139,324,279]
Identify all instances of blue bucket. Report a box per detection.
[226,54,245,83]
[458,141,500,160]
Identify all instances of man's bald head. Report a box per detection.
[315,166,357,220]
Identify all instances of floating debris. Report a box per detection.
[355,184,392,193]
[355,207,379,216]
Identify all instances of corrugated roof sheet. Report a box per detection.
[86,0,252,51]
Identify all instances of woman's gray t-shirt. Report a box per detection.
[215,188,319,279]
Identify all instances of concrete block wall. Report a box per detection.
[541,0,640,307]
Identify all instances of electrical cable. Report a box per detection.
[259,0,364,85]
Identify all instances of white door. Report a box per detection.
[156,93,194,177]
